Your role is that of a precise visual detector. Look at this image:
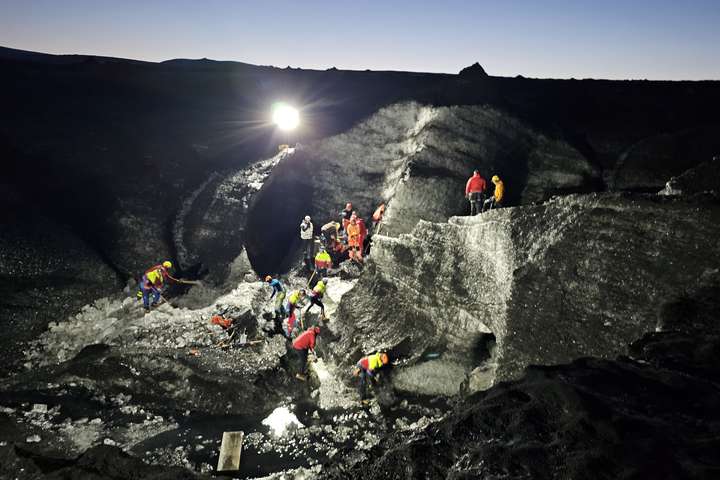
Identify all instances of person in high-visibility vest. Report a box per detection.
[314,248,332,277]
[355,352,389,400]
[305,278,328,318]
[284,289,307,337]
[139,260,179,311]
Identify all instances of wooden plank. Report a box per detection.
[217,431,244,472]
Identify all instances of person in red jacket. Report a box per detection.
[465,170,487,216]
[292,326,320,380]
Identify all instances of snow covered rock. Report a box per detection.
[332,192,720,389]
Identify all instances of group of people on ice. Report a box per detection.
[264,200,390,393]
[136,169,505,401]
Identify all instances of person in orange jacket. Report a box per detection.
[340,202,353,231]
[346,215,363,263]
[465,170,487,216]
[356,214,368,255]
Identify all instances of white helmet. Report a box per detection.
[304,215,311,222]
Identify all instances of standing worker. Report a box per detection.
[292,326,320,381]
[357,214,368,255]
[265,275,286,319]
[305,277,328,319]
[139,261,179,311]
[284,289,307,337]
[483,175,505,212]
[346,215,363,264]
[300,215,314,270]
[314,248,332,277]
[465,170,487,216]
[340,203,353,231]
[355,352,390,401]
[371,203,386,232]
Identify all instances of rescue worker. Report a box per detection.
[314,248,332,277]
[305,277,328,318]
[320,221,340,249]
[139,261,179,311]
[329,234,349,265]
[346,215,363,263]
[372,203,386,231]
[265,275,286,318]
[292,326,320,381]
[483,175,505,212]
[300,215,314,270]
[465,170,487,216]
[340,203,353,231]
[284,289,307,337]
[356,215,368,255]
[355,352,390,400]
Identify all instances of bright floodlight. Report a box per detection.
[272,103,300,131]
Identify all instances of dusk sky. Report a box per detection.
[1,0,719,80]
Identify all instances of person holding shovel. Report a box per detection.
[139,261,180,311]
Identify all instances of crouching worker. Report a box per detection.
[354,352,389,401]
[139,261,179,311]
[292,326,320,381]
[284,289,307,337]
[305,278,328,319]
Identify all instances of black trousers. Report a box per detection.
[306,295,325,315]
[468,191,485,215]
[295,348,309,374]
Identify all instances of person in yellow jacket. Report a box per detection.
[355,352,389,400]
[483,175,505,212]
[284,289,307,337]
[305,278,328,318]
[139,261,179,311]
[314,248,332,276]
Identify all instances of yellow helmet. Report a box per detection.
[162,261,173,269]
[265,275,272,282]
[380,353,389,365]
[492,175,500,183]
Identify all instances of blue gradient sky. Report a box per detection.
[1,0,718,79]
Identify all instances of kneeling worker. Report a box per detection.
[292,326,320,381]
